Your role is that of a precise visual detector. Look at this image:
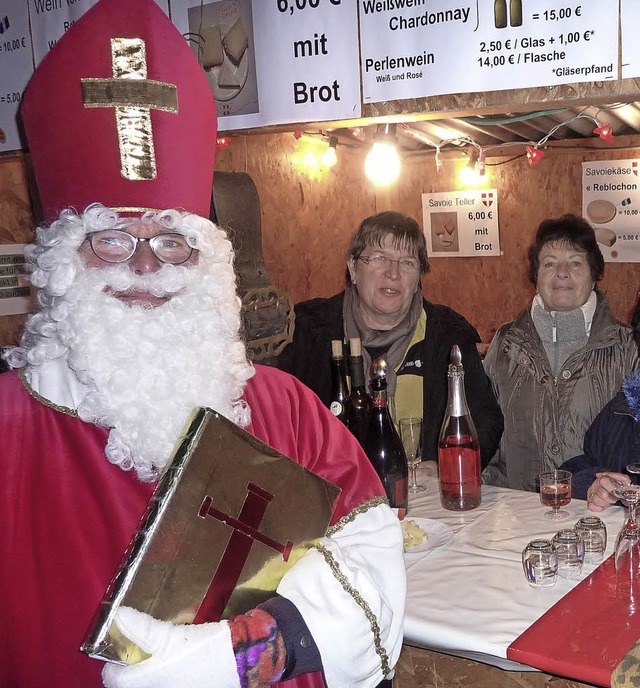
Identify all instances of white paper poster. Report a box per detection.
[28,0,100,67]
[582,160,640,263]
[621,0,640,79]
[422,189,501,258]
[360,0,618,104]
[0,2,34,153]
[0,245,34,316]
[171,0,361,130]
[0,0,170,155]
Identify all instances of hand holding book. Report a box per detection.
[101,607,239,688]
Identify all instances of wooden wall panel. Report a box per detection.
[2,137,640,346]
[216,134,377,300]
[217,136,640,343]
[0,156,34,347]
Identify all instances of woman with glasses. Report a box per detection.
[277,211,503,475]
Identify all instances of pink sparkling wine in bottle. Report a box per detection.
[438,345,482,511]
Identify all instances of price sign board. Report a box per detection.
[422,190,501,258]
[621,0,640,78]
[360,0,617,103]
[582,160,640,263]
[0,245,33,316]
[0,3,33,153]
[171,0,361,130]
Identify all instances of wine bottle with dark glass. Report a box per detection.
[362,358,408,512]
[438,345,482,511]
[494,0,507,28]
[344,337,372,446]
[329,339,349,423]
[509,0,522,26]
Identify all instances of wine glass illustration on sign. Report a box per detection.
[399,418,424,493]
[539,470,572,520]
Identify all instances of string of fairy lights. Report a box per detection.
[216,111,617,186]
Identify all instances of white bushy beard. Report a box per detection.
[9,207,254,482]
[62,262,253,481]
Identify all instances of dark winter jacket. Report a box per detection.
[561,372,640,500]
[276,291,503,468]
[483,291,638,492]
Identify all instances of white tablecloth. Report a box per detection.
[403,477,626,670]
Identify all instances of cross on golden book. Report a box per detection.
[194,482,294,623]
[81,37,178,181]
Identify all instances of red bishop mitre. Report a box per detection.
[21,0,217,222]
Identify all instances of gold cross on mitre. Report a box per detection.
[81,38,179,181]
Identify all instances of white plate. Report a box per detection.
[404,517,454,554]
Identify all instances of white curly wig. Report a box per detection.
[6,203,254,481]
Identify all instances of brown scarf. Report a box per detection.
[342,283,423,398]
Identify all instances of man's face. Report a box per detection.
[77,219,199,308]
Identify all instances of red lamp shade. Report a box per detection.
[593,123,614,144]
[526,145,545,166]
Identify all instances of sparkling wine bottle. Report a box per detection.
[438,345,482,511]
[362,359,408,512]
[329,340,349,423]
[344,338,372,445]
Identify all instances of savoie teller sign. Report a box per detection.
[422,190,501,257]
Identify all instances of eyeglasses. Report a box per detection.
[358,254,420,273]
[85,230,195,265]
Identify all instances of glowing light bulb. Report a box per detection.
[321,138,338,167]
[365,142,401,185]
[459,165,482,186]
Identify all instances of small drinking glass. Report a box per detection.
[522,539,558,589]
[575,516,607,564]
[552,529,585,579]
[539,469,572,520]
[399,417,424,493]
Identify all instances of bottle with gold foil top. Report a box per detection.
[438,345,482,511]
[362,359,408,512]
[494,0,507,28]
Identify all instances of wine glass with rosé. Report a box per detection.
[539,470,572,521]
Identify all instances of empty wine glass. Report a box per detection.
[538,470,572,520]
[399,417,424,493]
[614,482,640,573]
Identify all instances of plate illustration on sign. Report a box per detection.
[188,0,259,116]
[431,212,459,252]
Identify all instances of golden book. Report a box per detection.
[82,407,341,664]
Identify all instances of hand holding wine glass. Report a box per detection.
[399,417,424,493]
[613,481,640,572]
[539,470,572,520]
[586,460,640,512]
[587,471,631,512]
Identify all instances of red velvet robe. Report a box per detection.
[0,365,384,688]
